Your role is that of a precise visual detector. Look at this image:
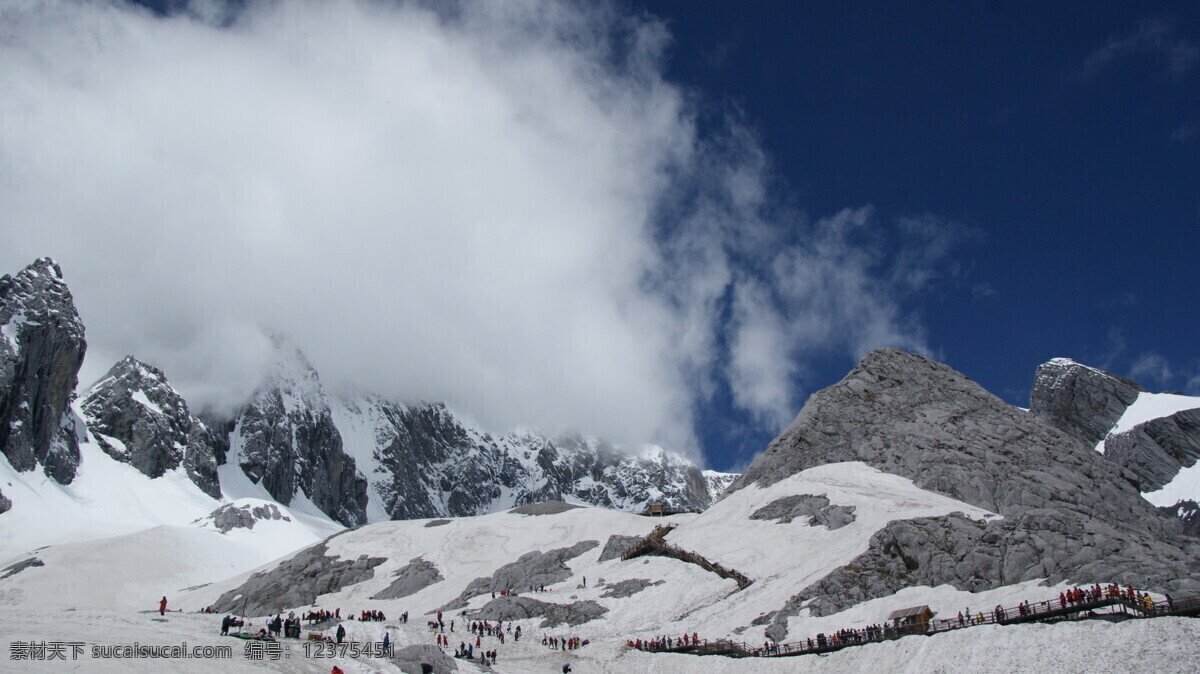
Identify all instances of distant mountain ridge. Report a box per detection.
[0,259,730,527]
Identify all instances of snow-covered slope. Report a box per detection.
[1096,392,1200,452]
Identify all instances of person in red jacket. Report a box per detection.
[331,667,344,674]
[159,597,168,616]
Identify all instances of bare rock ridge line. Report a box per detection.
[621,525,754,590]
[730,347,1200,641]
[0,258,86,484]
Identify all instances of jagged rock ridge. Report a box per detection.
[81,356,220,498]
[223,338,369,527]
[0,258,86,484]
[332,395,723,521]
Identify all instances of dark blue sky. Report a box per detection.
[636,1,1199,470]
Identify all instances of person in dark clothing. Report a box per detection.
[221,615,232,636]
[336,624,346,644]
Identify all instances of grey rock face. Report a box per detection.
[225,339,368,526]
[1029,358,1144,447]
[0,486,10,514]
[0,557,44,580]
[1104,409,1200,492]
[599,578,662,598]
[332,396,718,521]
[212,537,385,617]
[730,348,1200,640]
[198,502,291,533]
[81,356,220,498]
[441,540,599,610]
[597,534,642,562]
[472,595,608,628]
[370,557,444,600]
[424,519,451,528]
[390,644,458,674]
[0,258,86,484]
[749,495,856,530]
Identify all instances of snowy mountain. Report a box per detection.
[0,258,727,533]
[1,316,1199,670]
[0,257,86,490]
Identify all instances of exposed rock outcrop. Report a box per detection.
[81,356,220,498]
[1104,409,1200,492]
[749,495,856,529]
[599,578,662,598]
[731,348,1200,640]
[196,502,291,533]
[1029,358,1143,447]
[0,557,44,580]
[0,258,86,484]
[225,338,368,526]
[597,534,642,562]
[211,537,385,617]
[0,486,10,514]
[370,558,444,600]
[471,595,607,627]
[441,541,599,610]
[390,644,458,674]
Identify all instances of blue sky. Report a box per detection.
[2,1,1196,473]
[642,1,1200,468]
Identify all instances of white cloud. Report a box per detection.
[1129,351,1174,388]
[0,0,968,460]
[1084,16,1199,79]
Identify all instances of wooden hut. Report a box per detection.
[647,502,664,517]
[887,605,934,634]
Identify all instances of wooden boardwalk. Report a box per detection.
[634,590,1200,660]
[621,525,754,590]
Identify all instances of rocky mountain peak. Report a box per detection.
[730,347,1152,524]
[1029,357,1144,447]
[80,355,220,498]
[227,340,368,527]
[0,258,87,484]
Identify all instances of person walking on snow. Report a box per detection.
[159,596,168,616]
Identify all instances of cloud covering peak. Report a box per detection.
[1,0,967,463]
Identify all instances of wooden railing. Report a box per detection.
[632,588,1200,660]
